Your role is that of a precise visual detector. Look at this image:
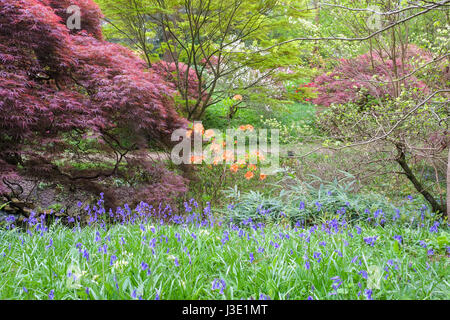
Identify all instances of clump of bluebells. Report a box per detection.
[0,194,448,300]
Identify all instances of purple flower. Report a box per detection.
[331,276,342,291]
[45,238,53,250]
[334,250,343,257]
[304,260,311,270]
[313,252,322,263]
[315,202,322,212]
[221,231,230,245]
[363,236,377,247]
[48,290,54,300]
[365,289,373,300]
[249,252,254,263]
[319,241,326,247]
[259,294,271,300]
[299,202,305,210]
[174,258,180,267]
[393,235,403,244]
[307,296,313,300]
[359,270,368,279]
[430,221,439,233]
[212,279,226,295]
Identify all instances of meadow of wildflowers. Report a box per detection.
[0,194,448,300]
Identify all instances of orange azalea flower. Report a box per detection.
[259,173,267,181]
[244,171,254,180]
[190,155,204,164]
[230,164,239,173]
[248,164,257,171]
[245,124,254,131]
[186,130,193,138]
[223,150,234,162]
[233,94,243,101]
[210,142,222,154]
[251,150,265,161]
[193,123,204,134]
[204,129,215,139]
[212,156,222,165]
[239,125,247,131]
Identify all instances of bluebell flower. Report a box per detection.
[365,289,373,300]
[334,250,343,257]
[82,249,89,262]
[419,240,427,248]
[48,290,54,300]
[110,255,117,266]
[430,221,439,233]
[331,276,342,290]
[212,279,226,295]
[315,202,322,212]
[45,238,53,250]
[313,252,322,263]
[304,260,310,270]
[363,236,377,247]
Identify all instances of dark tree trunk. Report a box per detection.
[396,144,445,215]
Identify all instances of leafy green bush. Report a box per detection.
[219,175,439,227]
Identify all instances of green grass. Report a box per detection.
[0,206,448,300]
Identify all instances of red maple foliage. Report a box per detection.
[0,0,188,208]
[312,45,430,107]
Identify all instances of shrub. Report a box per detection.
[312,45,431,107]
[0,0,188,208]
[220,175,438,227]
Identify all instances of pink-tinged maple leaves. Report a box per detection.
[0,0,188,206]
[312,45,431,107]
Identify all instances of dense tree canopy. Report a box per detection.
[0,0,188,206]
